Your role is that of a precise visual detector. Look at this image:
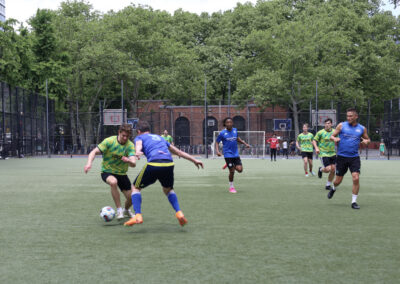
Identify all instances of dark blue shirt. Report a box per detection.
[337,122,365,157]
[216,128,239,158]
[134,133,173,162]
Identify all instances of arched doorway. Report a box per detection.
[233,115,246,131]
[202,116,218,145]
[174,117,190,146]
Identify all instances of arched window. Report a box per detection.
[174,117,190,146]
[233,116,246,131]
[202,116,218,145]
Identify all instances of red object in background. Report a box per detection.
[267,138,279,149]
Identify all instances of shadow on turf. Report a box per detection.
[125,223,188,234]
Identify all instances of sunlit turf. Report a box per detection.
[0,157,399,283]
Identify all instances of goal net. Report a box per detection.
[212,131,266,159]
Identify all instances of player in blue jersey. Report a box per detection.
[215,117,250,193]
[327,108,370,209]
[124,120,203,227]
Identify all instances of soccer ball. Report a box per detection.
[100,206,115,222]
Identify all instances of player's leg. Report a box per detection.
[117,175,134,217]
[308,153,314,175]
[302,154,309,176]
[102,174,123,218]
[270,148,273,161]
[349,157,361,209]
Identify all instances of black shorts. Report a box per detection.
[301,152,313,159]
[134,162,174,189]
[321,156,336,167]
[101,173,131,191]
[335,155,361,176]
[224,157,242,169]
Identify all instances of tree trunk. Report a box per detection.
[128,80,140,118]
[68,100,78,148]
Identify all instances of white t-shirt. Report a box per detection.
[283,141,288,149]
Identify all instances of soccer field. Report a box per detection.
[0,157,399,283]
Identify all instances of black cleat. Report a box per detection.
[351,202,360,209]
[325,185,331,190]
[318,167,322,179]
[327,188,336,199]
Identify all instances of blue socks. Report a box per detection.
[131,192,142,214]
[167,191,180,212]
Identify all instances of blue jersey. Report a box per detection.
[134,133,173,162]
[216,128,239,158]
[337,122,365,157]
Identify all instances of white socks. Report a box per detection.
[326,181,331,186]
[352,194,358,204]
[117,207,123,213]
[229,182,234,187]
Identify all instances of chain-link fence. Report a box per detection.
[2,80,398,159]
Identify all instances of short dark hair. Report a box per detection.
[223,117,233,126]
[118,124,132,136]
[303,123,309,127]
[137,121,151,132]
[324,118,332,123]
[346,108,358,114]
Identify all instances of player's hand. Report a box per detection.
[135,151,144,160]
[216,152,222,157]
[193,160,204,169]
[245,144,250,148]
[315,148,320,155]
[361,138,369,146]
[121,156,129,163]
[333,137,340,143]
[84,164,91,174]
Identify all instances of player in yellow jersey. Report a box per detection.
[313,118,336,190]
[296,123,315,177]
[84,124,137,219]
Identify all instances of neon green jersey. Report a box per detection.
[297,133,314,152]
[97,136,135,175]
[314,129,336,157]
[161,135,173,144]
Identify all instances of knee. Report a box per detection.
[236,167,243,173]
[352,175,359,183]
[108,179,118,187]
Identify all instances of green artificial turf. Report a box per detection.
[0,157,399,283]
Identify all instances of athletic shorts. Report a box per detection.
[101,173,131,191]
[335,155,361,176]
[224,157,242,169]
[301,152,313,159]
[134,162,174,189]
[321,156,336,167]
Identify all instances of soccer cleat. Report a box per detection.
[318,167,323,179]
[116,210,124,220]
[222,164,228,170]
[310,171,316,176]
[351,202,360,209]
[305,174,309,177]
[229,187,237,193]
[327,188,336,199]
[123,213,143,226]
[124,209,135,218]
[175,210,187,226]
[325,185,331,190]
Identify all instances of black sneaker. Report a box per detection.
[318,167,322,179]
[325,185,331,190]
[327,188,336,199]
[351,202,360,209]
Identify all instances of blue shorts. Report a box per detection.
[134,162,174,189]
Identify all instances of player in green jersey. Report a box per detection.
[296,123,315,177]
[161,130,174,145]
[313,118,336,189]
[84,124,137,219]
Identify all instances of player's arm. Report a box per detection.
[237,137,250,148]
[84,147,101,173]
[169,144,204,169]
[330,123,342,143]
[215,139,222,156]
[312,138,320,155]
[296,137,301,150]
[361,127,370,146]
[135,140,144,159]
[121,155,136,167]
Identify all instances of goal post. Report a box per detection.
[212,131,266,159]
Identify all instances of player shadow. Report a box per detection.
[126,223,188,234]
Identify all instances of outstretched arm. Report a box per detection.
[237,137,250,148]
[121,155,136,167]
[84,147,101,173]
[215,141,222,156]
[169,145,204,169]
[361,127,370,146]
[312,140,320,155]
[330,123,342,143]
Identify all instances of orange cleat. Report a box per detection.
[123,213,143,226]
[222,164,228,170]
[175,210,187,226]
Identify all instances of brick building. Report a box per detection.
[136,100,289,146]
